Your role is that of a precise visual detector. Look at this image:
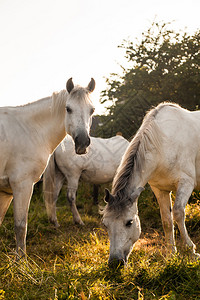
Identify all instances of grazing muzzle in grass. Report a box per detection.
[108,256,126,269]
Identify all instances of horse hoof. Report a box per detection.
[50,219,60,228]
[74,220,85,226]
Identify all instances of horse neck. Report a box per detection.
[129,163,149,191]
[128,143,158,193]
[112,133,157,199]
[23,93,66,152]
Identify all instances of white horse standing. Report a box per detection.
[103,102,200,267]
[0,78,95,256]
[43,135,129,226]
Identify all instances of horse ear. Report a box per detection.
[87,78,95,93]
[66,78,74,94]
[104,188,113,203]
[130,187,144,203]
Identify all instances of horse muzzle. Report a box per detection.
[74,134,90,155]
[108,255,126,269]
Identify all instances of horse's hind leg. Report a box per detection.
[173,178,199,258]
[45,169,65,228]
[0,192,13,225]
[67,187,84,225]
[151,186,176,254]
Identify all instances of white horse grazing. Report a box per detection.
[43,135,129,226]
[103,102,200,267]
[0,78,95,256]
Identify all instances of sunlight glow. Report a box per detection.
[0,0,199,114]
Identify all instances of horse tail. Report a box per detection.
[43,152,56,218]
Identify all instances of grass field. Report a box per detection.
[0,182,200,299]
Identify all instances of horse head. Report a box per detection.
[102,187,143,268]
[65,78,95,155]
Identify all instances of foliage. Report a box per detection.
[0,182,200,299]
[97,22,200,139]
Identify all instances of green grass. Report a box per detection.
[0,182,199,299]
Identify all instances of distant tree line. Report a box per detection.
[94,21,200,140]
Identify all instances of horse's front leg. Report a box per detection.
[67,187,84,225]
[173,177,199,258]
[151,186,176,255]
[11,180,34,257]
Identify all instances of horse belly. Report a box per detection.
[81,168,114,184]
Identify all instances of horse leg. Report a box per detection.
[67,187,84,225]
[151,186,176,254]
[11,180,34,257]
[93,184,99,205]
[0,192,13,225]
[45,169,65,227]
[173,178,199,258]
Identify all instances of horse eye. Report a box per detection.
[66,106,72,114]
[126,220,133,227]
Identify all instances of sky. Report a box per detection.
[0,0,199,114]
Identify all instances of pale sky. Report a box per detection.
[0,0,199,114]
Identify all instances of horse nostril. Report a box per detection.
[108,258,125,269]
[74,136,78,145]
[74,135,90,148]
[87,136,91,147]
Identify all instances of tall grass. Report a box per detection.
[0,182,199,299]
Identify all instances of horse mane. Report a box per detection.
[108,102,179,211]
[1,86,90,118]
[5,90,67,119]
[51,90,67,118]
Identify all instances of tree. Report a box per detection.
[97,22,200,139]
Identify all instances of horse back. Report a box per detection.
[156,105,200,150]
[149,105,200,189]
